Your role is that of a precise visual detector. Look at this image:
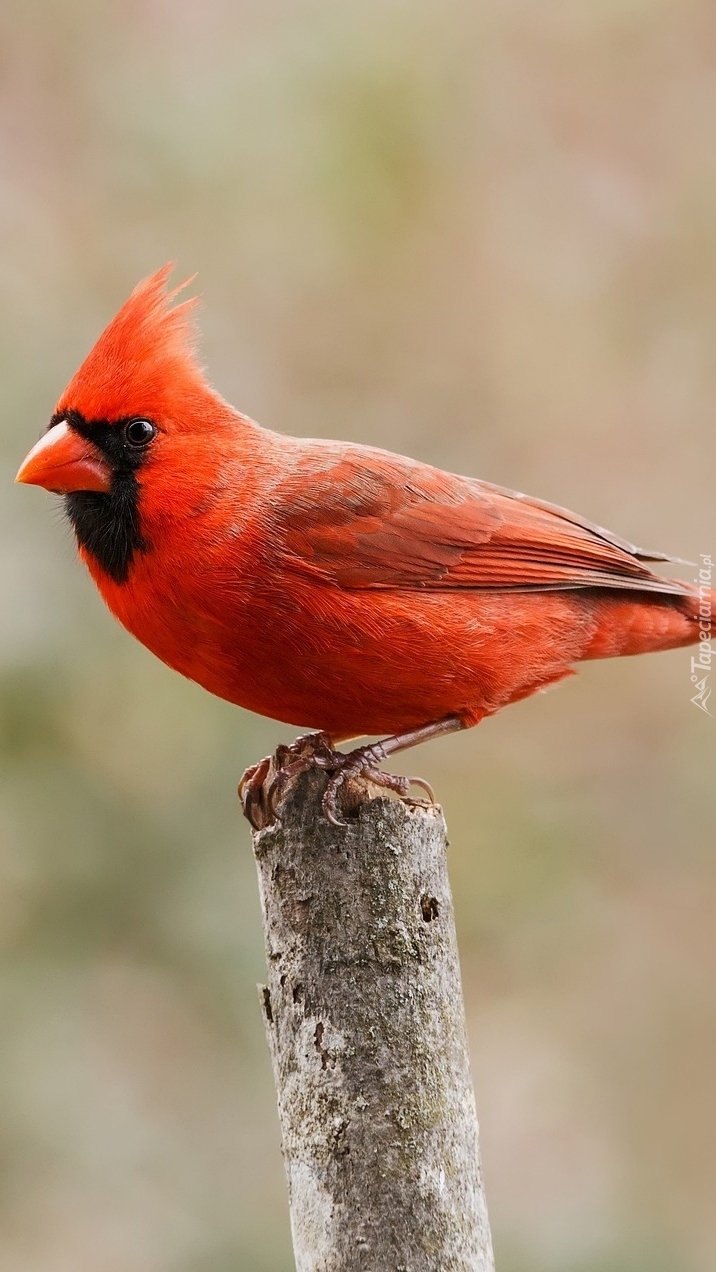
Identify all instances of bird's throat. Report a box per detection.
[64,470,147,583]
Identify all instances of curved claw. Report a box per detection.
[322,797,349,829]
[405,776,436,803]
[321,766,350,827]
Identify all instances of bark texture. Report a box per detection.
[252,767,494,1272]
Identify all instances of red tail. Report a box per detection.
[582,585,715,661]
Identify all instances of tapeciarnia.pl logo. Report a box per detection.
[691,553,712,715]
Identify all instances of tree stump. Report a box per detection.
[250,766,494,1272]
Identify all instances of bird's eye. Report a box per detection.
[124,418,157,447]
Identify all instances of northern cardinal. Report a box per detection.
[16,266,713,824]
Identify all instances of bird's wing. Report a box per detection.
[274,445,688,596]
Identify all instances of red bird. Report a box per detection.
[16,266,714,823]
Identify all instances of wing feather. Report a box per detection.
[275,446,687,598]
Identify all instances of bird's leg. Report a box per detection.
[240,716,465,830]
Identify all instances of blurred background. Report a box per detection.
[1,1,715,1269]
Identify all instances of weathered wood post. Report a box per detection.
[248,765,494,1272]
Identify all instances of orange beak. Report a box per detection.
[15,420,111,494]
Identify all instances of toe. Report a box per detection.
[322,781,349,828]
[239,755,277,830]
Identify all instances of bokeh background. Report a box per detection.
[1,2,715,1269]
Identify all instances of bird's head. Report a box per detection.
[16,265,239,583]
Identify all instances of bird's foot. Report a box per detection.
[239,754,275,831]
[239,732,332,831]
[311,744,435,828]
[239,731,435,830]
